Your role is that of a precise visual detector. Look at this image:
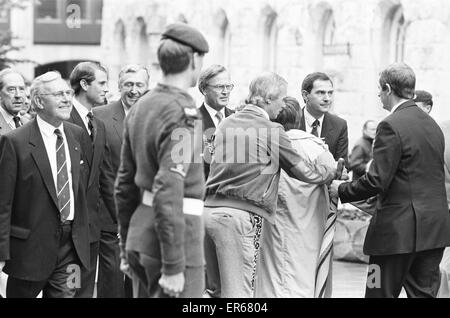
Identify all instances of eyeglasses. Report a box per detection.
[40,90,75,99]
[207,84,234,92]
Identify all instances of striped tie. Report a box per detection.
[314,196,338,298]
[55,129,70,223]
[215,111,223,126]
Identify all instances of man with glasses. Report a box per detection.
[93,64,150,297]
[0,69,29,136]
[198,64,234,180]
[0,71,91,297]
[68,62,117,298]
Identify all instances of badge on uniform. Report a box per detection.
[170,163,186,178]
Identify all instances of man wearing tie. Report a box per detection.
[68,62,117,298]
[0,71,90,298]
[300,72,348,165]
[93,64,150,297]
[330,63,450,298]
[198,65,234,180]
[0,69,28,136]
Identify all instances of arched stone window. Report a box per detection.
[322,9,336,49]
[389,6,406,62]
[136,17,149,67]
[215,9,231,68]
[262,11,278,71]
[114,20,126,66]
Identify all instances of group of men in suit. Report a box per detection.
[0,21,449,298]
[0,61,150,298]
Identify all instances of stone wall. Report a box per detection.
[101,0,450,146]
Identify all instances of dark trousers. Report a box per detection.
[365,248,444,298]
[126,250,204,298]
[76,230,126,298]
[97,230,124,298]
[75,241,98,298]
[7,223,81,298]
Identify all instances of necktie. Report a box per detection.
[311,119,320,137]
[215,111,223,126]
[87,111,95,141]
[55,129,71,223]
[314,196,338,298]
[13,116,21,128]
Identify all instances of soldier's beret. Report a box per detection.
[161,22,209,54]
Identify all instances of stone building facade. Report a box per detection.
[101,0,450,146]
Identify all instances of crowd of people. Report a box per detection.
[0,22,449,298]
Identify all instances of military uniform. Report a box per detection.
[115,82,206,297]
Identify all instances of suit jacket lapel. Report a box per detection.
[70,109,92,167]
[64,125,80,195]
[224,107,234,118]
[29,120,59,210]
[199,104,216,131]
[321,113,336,144]
[112,101,125,141]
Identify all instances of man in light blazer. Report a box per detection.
[331,63,450,298]
[0,71,90,298]
[93,64,150,297]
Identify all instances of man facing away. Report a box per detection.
[93,64,150,297]
[299,72,349,165]
[115,22,209,298]
[68,62,117,298]
[330,63,450,298]
[0,71,90,298]
[204,72,344,298]
[197,64,234,179]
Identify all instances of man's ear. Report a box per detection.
[33,95,44,110]
[301,90,309,103]
[385,83,392,95]
[80,79,89,92]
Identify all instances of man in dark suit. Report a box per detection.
[197,64,234,179]
[68,62,117,298]
[0,71,90,298]
[349,120,377,180]
[0,69,29,136]
[93,64,150,297]
[300,72,348,164]
[330,63,450,298]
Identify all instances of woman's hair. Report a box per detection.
[273,96,302,131]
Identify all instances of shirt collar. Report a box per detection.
[304,108,324,127]
[121,99,130,117]
[37,114,64,138]
[0,105,15,125]
[72,97,91,119]
[390,100,408,114]
[204,103,225,119]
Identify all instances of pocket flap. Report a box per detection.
[10,225,31,240]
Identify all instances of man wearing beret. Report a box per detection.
[115,23,208,298]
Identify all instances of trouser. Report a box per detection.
[96,230,124,298]
[365,248,444,298]
[75,241,98,298]
[126,250,204,298]
[204,207,262,298]
[7,222,81,298]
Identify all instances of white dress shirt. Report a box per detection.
[204,103,226,127]
[72,98,92,134]
[37,115,75,221]
[121,100,131,117]
[0,106,17,130]
[304,108,324,137]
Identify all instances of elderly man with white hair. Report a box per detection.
[203,72,344,298]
